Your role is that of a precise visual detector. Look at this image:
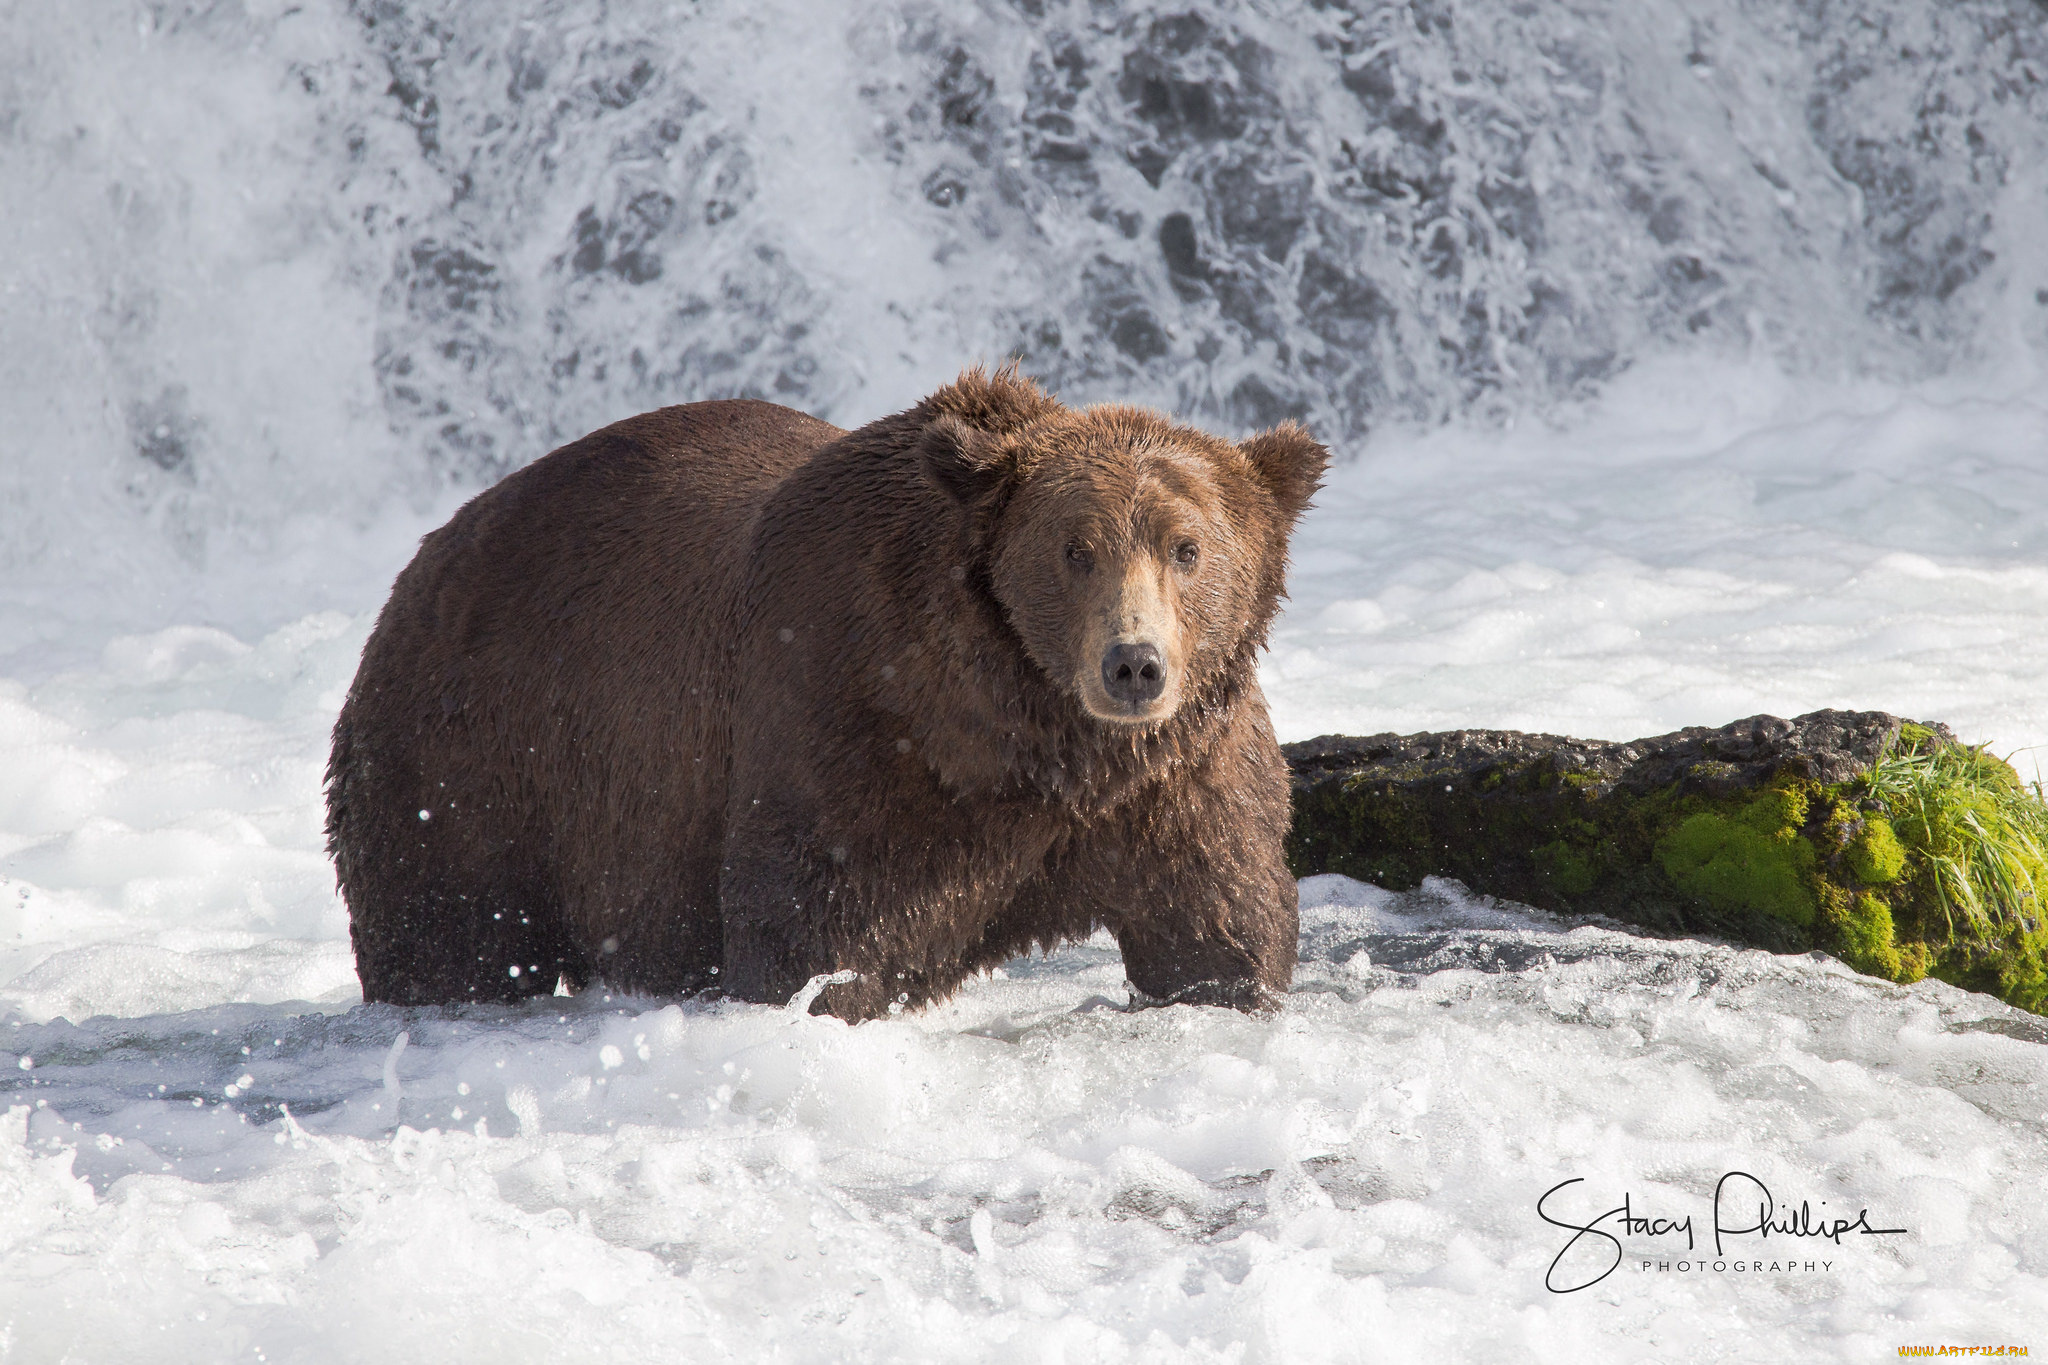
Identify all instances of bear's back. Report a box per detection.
[427,399,829,607]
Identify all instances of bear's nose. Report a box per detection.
[1101,642,1166,705]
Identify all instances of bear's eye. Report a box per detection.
[1174,541,1200,567]
[1065,542,1094,571]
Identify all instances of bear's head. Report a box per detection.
[921,370,1327,727]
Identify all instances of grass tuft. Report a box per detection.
[1858,735,2048,939]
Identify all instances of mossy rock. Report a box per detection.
[1283,710,2048,1017]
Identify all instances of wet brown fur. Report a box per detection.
[326,368,1328,1019]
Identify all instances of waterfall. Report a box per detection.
[2,0,2045,650]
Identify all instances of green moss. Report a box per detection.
[1816,880,1910,982]
[1928,924,2048,1016]
[1995,932,2048,1015]
[1534,840,1598,896]
[1839,892,1903,979]
[1844,817,1907,885]
[1747,784,1811,832]
[1655,784,1818,927]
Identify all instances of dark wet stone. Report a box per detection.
[1283,709,1946,952]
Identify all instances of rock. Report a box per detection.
[1282,710,2048,1017]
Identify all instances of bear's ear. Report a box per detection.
[920,415,1012,506]
[1239,422,1330,522]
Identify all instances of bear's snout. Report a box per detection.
[1101,642,1166,706]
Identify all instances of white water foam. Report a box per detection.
[4,360,2046,1358]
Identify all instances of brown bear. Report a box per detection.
[325,367,1327,1020]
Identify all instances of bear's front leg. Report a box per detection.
[1106,839,1298,1011]
[1113,881,1296,1011]
[1068,733,1299,1012]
